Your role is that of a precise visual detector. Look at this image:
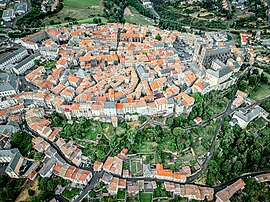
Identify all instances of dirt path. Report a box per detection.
[16,178,41,202]
[124,7,132,16]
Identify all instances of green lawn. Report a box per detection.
[250,84,270,100]
[63,188,81,199]
[139,192,152,202]
[77,17,107,24]
[125,15,154,26]
[131,160,143,177]
[117,190,126,200]
[64,0,100,7]
[102,197,117,202]
[128,6,139,14]
[124,7,154,26]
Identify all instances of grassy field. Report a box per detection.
[131,160,143,177]
[43,0,104,25]
[124,6,154,26]
[139,192,152,202]
[250,84,270,100]
[64,0,100,7]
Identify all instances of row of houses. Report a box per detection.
[0,45,40,75]
[25,107,83,166]
[32,136,92,185]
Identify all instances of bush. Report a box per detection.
[28,189,35,196]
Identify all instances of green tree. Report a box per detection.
[34,152,42,160]
[139,116,147,124]
[233,161,242,173]
[260,72,269,84]
[249,74,257,86]
[11,132,33,157]
[166,117,174,127]
[155,33,162,41]
[96,150,105,160]
[240,80,248,91]
[47,180,56,192]
[28,189,35,196]
[126,128,137,142]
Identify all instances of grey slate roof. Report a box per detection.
[104,102,116,108]
[7,152,21,170]
[39,157,56,176]
[0,72,19,92]
[160,68,174,75]
[234,106,265,122]
[0,47,27,64]
[206,47,230,56]
[213,59,227,68]
[168,98,175,104]
[0,125,19,134]
[13,52,41,70]
[14,3,27,12]
[136,65,147,75]
[2,10,14,18]
[207,65,233,78]
[0,148,20,159]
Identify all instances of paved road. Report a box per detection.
[73,169,270,202]
[72,171,104,202]
[24,123,93,172]
[213,170,270,192]
[187,66,252,182]
[73,143,120,202]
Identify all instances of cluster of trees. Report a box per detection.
[93,18,103,24]
[206,120,270,185]
[127,0,153,19]
[48,111,67,127]
[231,178,270,202]
[248,0,268,19]
[188,90,232,121]
[11,131,33,157]
[111,120,193,165]
[103,0,127,23]
[261,100,270,113]
[0,176,24,202]
[57,116,112,160]
[239,68,269,93]
[29,177,68,202]
[16,0,64,28]
[152,0,226,32]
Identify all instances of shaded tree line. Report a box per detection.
[206,119,270,185]
[0,176,24,202]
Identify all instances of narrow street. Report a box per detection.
[24,123,93,172]
[187,66,252,182]
[72,143,120,202]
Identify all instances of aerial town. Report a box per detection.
[0,0,270,201]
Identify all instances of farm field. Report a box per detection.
[43,0,104,25]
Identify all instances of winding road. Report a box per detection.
[187,65,252,182]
